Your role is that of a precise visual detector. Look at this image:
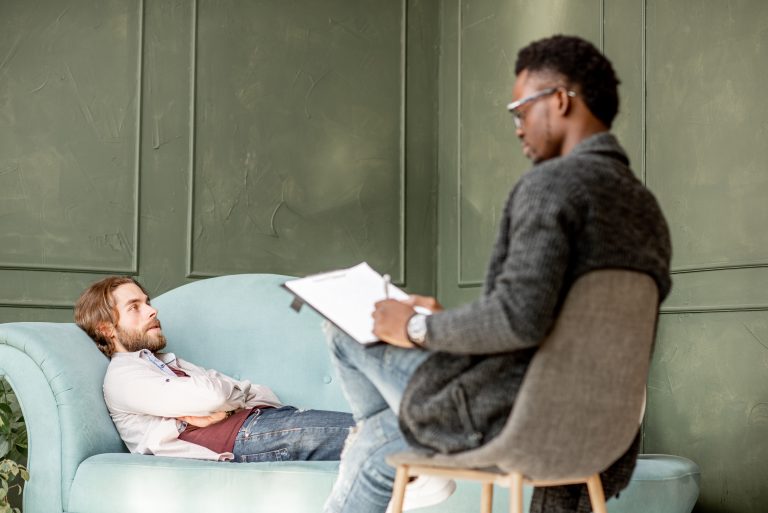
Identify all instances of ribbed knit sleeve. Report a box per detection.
[425,165,584,354]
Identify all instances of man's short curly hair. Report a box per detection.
[515,35,620,128]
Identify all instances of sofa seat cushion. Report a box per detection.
[68,453,698,513]
[68,453,341,513]
[608,454,700,513]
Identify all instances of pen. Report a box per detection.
[383,274,391,299]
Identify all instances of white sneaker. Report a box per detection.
[386,475,457,512]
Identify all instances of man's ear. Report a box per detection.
[98,322,116,342]
[555,88,573,117]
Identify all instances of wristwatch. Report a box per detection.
[406,313,428,346]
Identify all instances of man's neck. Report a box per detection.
[561,120,608,158]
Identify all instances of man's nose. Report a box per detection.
[147,305,157,318]
[515,126,524,139]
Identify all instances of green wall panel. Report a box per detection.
[0,270,112,309]
[648,312,768,512]
[603,0,644,179]
[646,0,768,271]
[665,267,768,313]
[437,0,605,307]
[0,307,72,324]
[190,0,407,279]
[0,0,141,273]
[457,0,602,285]
[136,0,197,295]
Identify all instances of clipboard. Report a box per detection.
[283,262,421,344]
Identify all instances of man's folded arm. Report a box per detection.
[105,366,247,418]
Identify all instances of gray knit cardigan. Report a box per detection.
[399,132,672,513]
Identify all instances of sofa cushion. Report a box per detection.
[67,453,699,513]
[68,453,341,513]
[607,454,700,513]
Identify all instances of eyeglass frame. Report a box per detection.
[506,87,577,129]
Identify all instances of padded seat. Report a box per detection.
[68,453,341,513]
[607,455,700,513]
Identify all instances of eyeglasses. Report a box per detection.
[506,87,576,129]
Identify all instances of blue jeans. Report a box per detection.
[323,324,431,513]
[232,406,354,462]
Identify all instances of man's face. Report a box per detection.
[110,283,166,353]
[510,69,564,163]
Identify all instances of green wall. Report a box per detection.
[0,0,439,319]
[435,1,768,512]
[1,1,767,512]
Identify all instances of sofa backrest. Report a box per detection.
[151,273,350,413]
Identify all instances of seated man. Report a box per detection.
[74,276,354,462]
[323,35,672,513]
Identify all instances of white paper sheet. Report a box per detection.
[284,262,418,344]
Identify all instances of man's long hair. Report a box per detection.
[515,35,621,128]
[74,276,148,358]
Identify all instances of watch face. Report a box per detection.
[408,314,427,344]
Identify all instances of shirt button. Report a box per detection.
[323,375,332,384]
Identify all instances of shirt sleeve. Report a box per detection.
[104,359,248,418]
[426,171,584,354]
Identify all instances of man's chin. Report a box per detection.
[119,333,167,353]
[149,335,167,352]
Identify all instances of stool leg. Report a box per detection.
[390,465,410,513]
[585,474,607,513]
[481,482,494,513]
[508,473,524,513]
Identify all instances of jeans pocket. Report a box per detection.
[240,447,291,463]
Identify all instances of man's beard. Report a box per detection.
[116,322,167,353]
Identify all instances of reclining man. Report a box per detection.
[74,276,354,463]
[323,35,672,513]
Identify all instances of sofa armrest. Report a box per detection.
[0,322,125,513]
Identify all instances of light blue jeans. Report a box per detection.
[232,406,354,462]
[323,324,431,513]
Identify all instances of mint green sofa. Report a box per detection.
[0,274,700,513]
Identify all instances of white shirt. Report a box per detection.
[103,350,282,461]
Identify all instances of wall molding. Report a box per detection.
[0,302,74,310]
[186,0,409,282]
[0,264,139,275]
[456,0,469,286]
[660,304,768,315]
[599,0,605,52]
[641,0,647,184]
[670,260,768,274]
[397,0,407,286]
[185,0,199,278]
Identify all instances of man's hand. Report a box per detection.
[177,410,229,428]
[372,299,415,348]
[403,294,444,313]
[373,294,441,348]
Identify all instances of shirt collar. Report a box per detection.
[113,350,179,376]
